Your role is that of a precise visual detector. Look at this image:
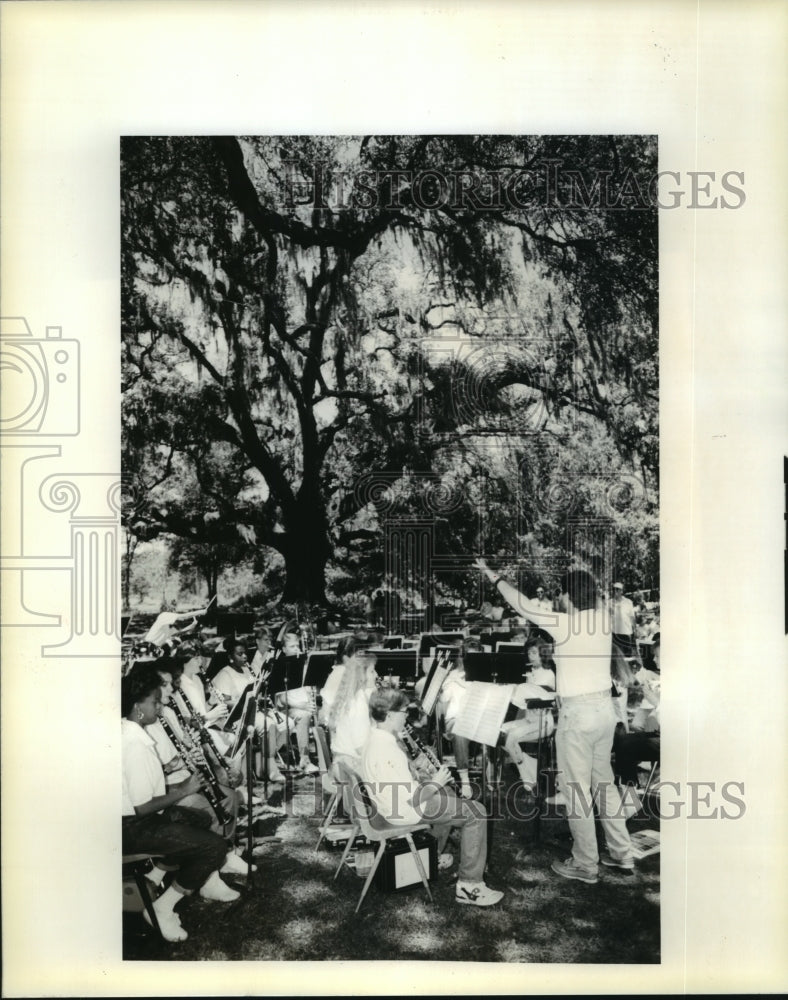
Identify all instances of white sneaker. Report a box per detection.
[144,906,188,942]
[438,852,454,871]
[455,881,504,907]
[199,872,241,902]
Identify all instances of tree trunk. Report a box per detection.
[123,533,137,611]
[280,492,331,605]
[203,563,219,604]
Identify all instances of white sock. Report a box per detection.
[153,884,184,917]
[147,864,167,886]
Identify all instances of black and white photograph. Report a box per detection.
[1,2,786,996]
[120,134,660,962]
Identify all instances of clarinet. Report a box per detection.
[202,671,230,716]
[400,723,459,790]
[158,712,230,828]
[176,687,232,773]
[166,700,235,818]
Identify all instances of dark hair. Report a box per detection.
[121,662,161,717]
[523,636,542,661]
[368,688,410,723]
[562,569,599,612]
[160,658,185,682]
[335,635,358,664]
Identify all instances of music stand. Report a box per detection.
[301,651,336,691]
[223,682,255,732]
[268,653,307,770]
[229,694,257,759]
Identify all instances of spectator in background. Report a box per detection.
[614,633,660,788]
[609,582,638,659]
[532,586,553,614]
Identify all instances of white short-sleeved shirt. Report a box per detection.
[331,688,372,759]
[122,719,165,817]
[360,727,421,826]
[610,596,636,636]
[495,580,611,698]
[320,664,346,718]
[213,664,254,702]
[147,718,191,784]
[179,674,209,715]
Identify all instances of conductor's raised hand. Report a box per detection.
[473,557,489,573]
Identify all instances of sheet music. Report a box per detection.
[452,681,515,746]
[421,660,450,716]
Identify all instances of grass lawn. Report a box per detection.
[123,768,660,964]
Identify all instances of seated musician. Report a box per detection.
[122,663,241,943]
[211,639,285,784]
[412,643,474,800]
[319,636,357,724]
[249,626,273,678]
[327,651,378,772]
[177,644,232,744]
[361,688,504,908]
[613,632,660,788]
[149,663,254,872]
[271,630,318,774]
[500,637,557,790]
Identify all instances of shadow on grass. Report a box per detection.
[123,773,660,963]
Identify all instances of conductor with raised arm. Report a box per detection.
[474,558,634,884]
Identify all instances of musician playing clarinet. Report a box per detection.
[122,663,241,943]
[474,558,634,884]
[360,687,505,907]
[212,639,285,784]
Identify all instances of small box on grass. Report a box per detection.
[373,831,437,892]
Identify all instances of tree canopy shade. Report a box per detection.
[121,135,658,608]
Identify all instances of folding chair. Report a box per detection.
[122,853,164,939]
[313,725,347,854]
[332,762,434,913]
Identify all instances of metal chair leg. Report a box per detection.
[132,868,162,939]
[333,823,361,879]
[314,789,340,854]
[404,833,433,903]
[354,843,387,914]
